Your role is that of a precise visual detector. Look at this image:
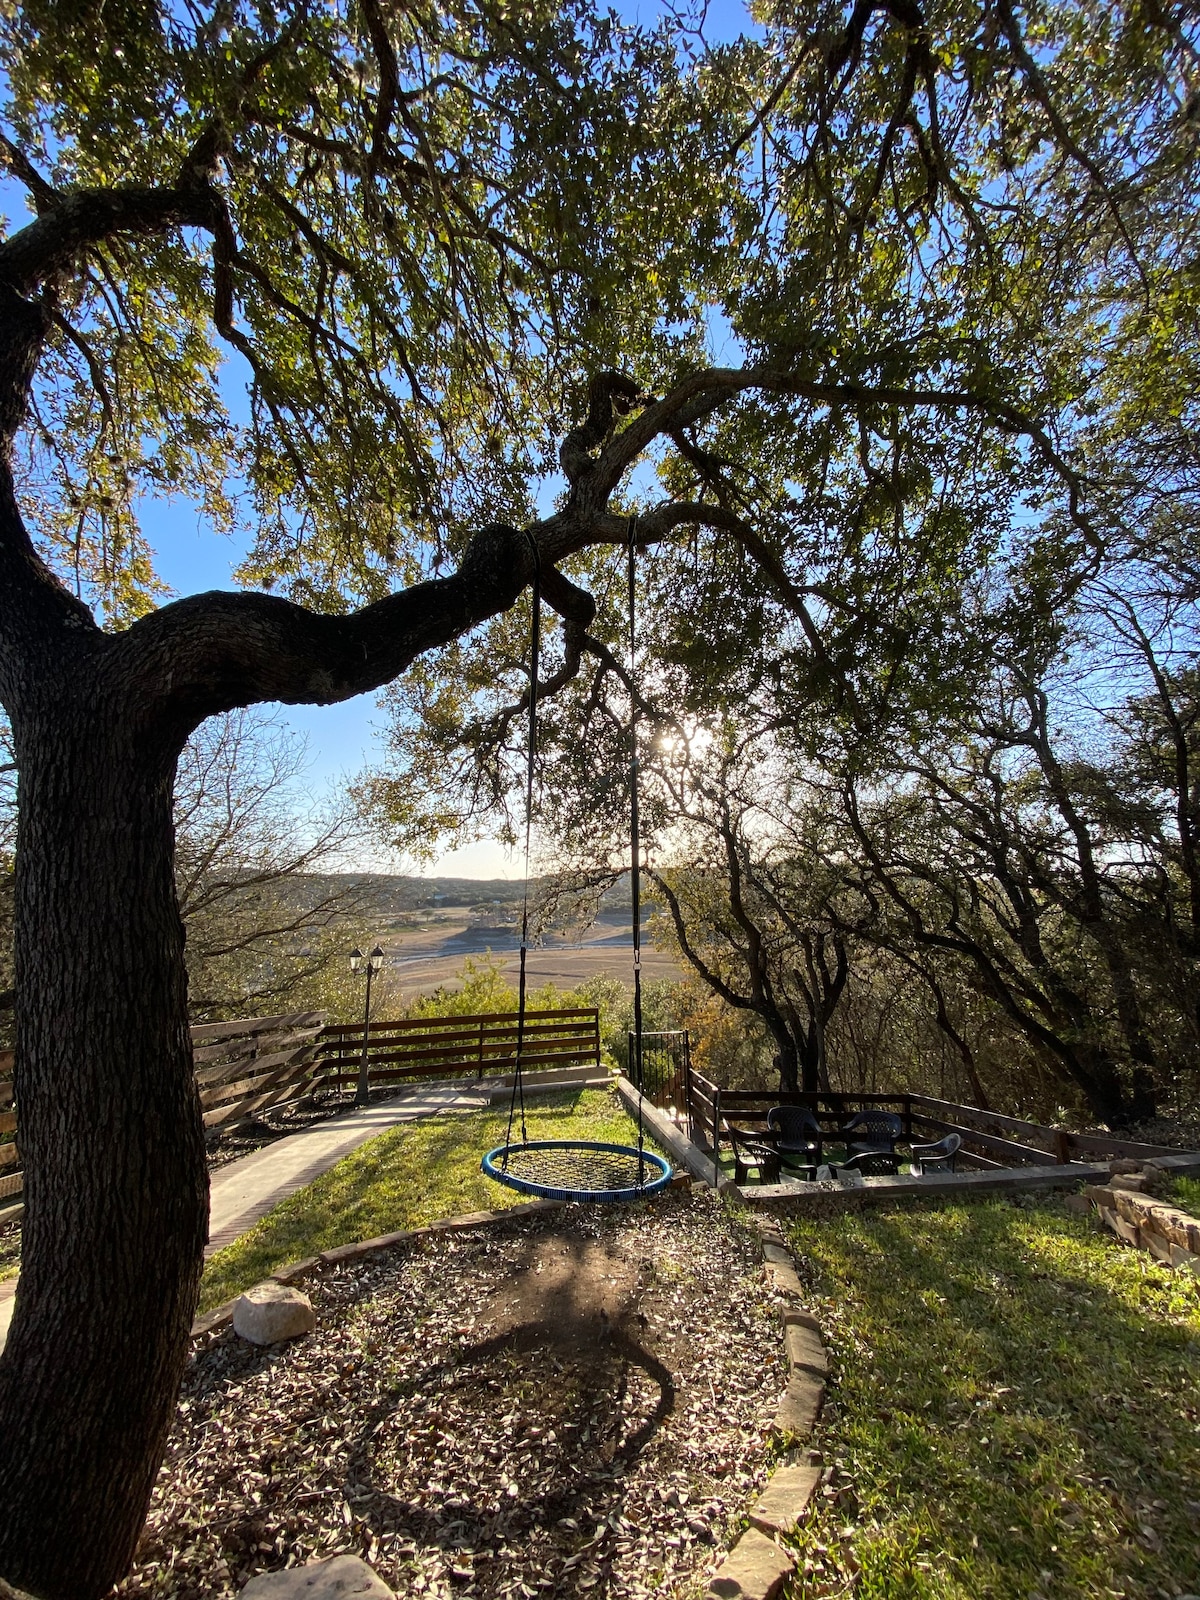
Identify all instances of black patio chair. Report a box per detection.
[837,1147,901,1177]
[908,1132,961,1174]
[841,1109,903,1157]
[766,1105,823,1179]
[722,1121,782,1186]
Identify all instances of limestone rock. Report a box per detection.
[1109,1211,1143,1248]
[764,1259,802,1297]
[784,1321,828,1377]
[761,1241,794,1269]
[240,1556,394,1599]
[772,1371,824,1442]
[748,1463,822,1536]
[1114,1188,1158,1225]
[782,1307,823,1334]
[1144,1229,1174,1264]
[1110,1172,1149,1193]
[233,1282,315,1345]
[706,1530,794,1600]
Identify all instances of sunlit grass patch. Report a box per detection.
[200,1088,662,1314]
[785,1197,1200,1599]
[1169,1173,1200,1220]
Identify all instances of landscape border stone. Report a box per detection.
[1084,1161,1200,1274]
[705,1528,793,1600]
[703,1214,830,1600]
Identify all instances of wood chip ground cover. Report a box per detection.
[116,1189,785,1599]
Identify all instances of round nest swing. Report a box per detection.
[480,523,670,1207]
[481,1138,672,1203]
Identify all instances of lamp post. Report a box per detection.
[350,944,385,1107]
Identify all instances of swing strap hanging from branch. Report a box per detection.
[480,522,671,1203]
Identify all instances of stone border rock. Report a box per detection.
[701,1216,828,1600]
[1082,1158,1200,1274]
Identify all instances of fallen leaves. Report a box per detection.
[117,1188,784,1600]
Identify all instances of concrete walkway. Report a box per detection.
[0,1079,492,1355]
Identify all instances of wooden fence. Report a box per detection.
[316,1006,601,1090]
[0,1010,328,1218]
[193,1011,327,1130]
[687,1074,1183,1173]
[0,1006,602,1219]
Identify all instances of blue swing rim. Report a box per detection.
[481,1138,673,1203]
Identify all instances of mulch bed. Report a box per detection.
[116,1188,787,1600]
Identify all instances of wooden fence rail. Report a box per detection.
[0,1048,17,1206]
[194,1011,327,1130]
[686,1075,1182,1175]
[316,1006,601,1088]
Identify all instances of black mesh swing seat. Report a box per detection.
[482,1138,672,1203]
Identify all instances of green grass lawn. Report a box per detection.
[200,1087,662,1314]
[1169,1173,1200,1220]
[784,1198,1200,1599]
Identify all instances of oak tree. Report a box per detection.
[2,0,1196,1593]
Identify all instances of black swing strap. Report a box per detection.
[628,515,647,1173]
[504,532,541,1157]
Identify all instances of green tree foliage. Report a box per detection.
[2,0,729,617]
[360,0,1200,1128]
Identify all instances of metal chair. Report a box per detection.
[722,1121,781,1185]
[909,1132,961,1174]
[766,1105,823,1178]
[837,1147,901,1177]
[841,1109,903,1157]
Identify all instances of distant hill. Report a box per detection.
[302,872,643,924]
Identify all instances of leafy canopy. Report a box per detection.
[1,0,738,620]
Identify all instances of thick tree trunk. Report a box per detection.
[771,1033,800,1095]
[797,1031,821,1094]
[0,690,206,1598]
